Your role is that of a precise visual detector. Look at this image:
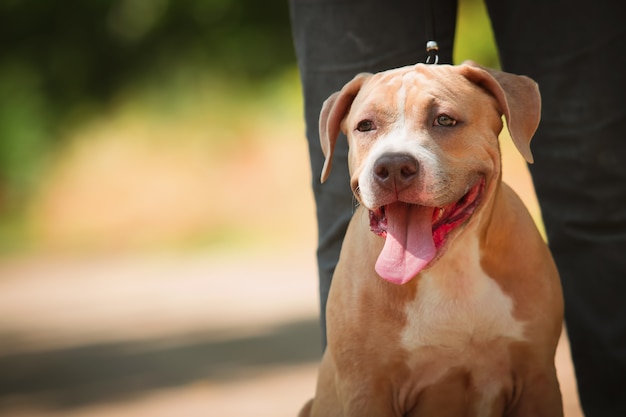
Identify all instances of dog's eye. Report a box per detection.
[356,120,375,132]
[434,114,457,127]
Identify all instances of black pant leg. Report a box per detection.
[485,1,626,415]
[289,0,458,349]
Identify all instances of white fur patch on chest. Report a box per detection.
[401,235,525,351]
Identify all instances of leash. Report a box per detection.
[424,0,439,64]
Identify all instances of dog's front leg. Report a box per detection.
[302,353,345,417]
[330,367,408,417]
[307,354,403,417]
[335,386,402,417]
[508,370,563,417]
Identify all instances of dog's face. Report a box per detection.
[345,65,499,210]
[320,62,541,284]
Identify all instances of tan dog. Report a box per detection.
[300,62,564,417]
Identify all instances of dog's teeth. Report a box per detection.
[436,207,444,221]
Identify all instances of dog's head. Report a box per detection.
[319,61,541,284]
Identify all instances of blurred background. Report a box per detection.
[0,0,581,416]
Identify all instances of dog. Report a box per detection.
[299,61,564,417]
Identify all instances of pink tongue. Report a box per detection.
[375,203,436,285]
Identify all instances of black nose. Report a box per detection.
[373,153,419,191]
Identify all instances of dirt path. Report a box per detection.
[0,249,582,417]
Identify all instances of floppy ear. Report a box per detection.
[319,73,371,183]
[458,60,541,163]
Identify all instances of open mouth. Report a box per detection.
[369,178,484,247]
[367,178,485,284]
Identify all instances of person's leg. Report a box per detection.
[485,1,626,415]
[289,0,458,349]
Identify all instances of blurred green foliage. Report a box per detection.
[454,0,499,68]
[0,0,295,209]
[0,0,497,217]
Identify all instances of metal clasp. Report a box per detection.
[426,40,439,65]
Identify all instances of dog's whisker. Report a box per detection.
[351,187,362,213]
[352,196,360,213]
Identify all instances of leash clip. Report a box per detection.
[425,40,439,65]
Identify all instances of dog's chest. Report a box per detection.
[400,236,525,351]
[395,237,525,415]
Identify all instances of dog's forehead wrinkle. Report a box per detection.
[354,103,398,125]
[404,68,480,109]
[355,71,458,129]
[396,79,408,125]
[352,84,404,124]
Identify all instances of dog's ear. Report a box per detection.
[459,60,541,164]
[319,73,371,183]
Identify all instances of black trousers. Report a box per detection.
[289,1,626,415]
